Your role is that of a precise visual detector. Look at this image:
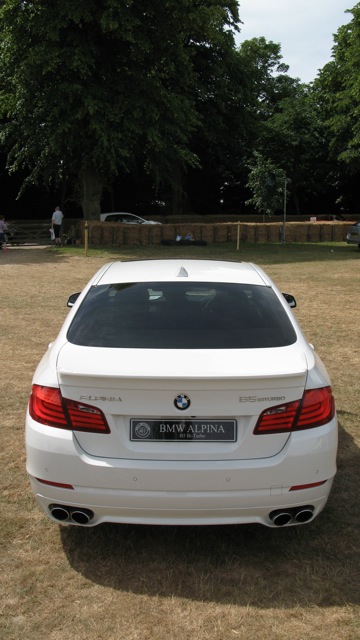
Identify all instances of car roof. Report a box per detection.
[94,260,269,287]
[100,212,140,220]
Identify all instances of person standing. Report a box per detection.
[0,215,7,250]
[51,206,64,246]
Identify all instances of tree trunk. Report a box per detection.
[292,189,301,215]
[79,169,103,219]
[169,163,186,215]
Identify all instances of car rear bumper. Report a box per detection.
[29,476,334,527]
[26,415,337,527]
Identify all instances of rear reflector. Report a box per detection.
[254,386,335,434]
[36,478,74,490]
[289,480,327,492]
[29,385,110,433]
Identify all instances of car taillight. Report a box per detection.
[64,398,110,433]
[29,385,110,433]
[295,387,335,429]
[254,386,335,435]
[29,385,68,428]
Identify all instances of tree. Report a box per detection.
[246,152,287,216]
[260,86,334,214]
[226,38,303,214]
[235,37,336,216]
[0,0,239,218]
[315,4,360,173]
[236,37,294,120]
[183,41,252,214]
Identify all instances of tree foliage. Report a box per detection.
[0,0,239,217]
[246,152,287,216]
[238,38,335,215]
[315,3,360,173]
[236,37,293,120]
[1,2,360,219]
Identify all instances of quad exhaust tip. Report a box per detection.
[49,504,94,525]
[269,506,314,527]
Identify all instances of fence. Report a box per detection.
[78,220,352,247]
[5,219,353,247]
[6,221,53,245]
[5,219,80,246]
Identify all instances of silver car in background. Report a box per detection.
[346,221,360,248]
[100,212,161,224]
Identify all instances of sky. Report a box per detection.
[236,0,353,83]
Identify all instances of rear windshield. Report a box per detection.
[67,282,297,349]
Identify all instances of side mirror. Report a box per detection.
[67,292,81,308]
[282,293,296,308]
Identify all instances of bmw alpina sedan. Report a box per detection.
[26,260,337,528]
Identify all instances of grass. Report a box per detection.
[1,241,360,640]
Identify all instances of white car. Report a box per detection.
[100,212,161,224]
[26,260,337,528]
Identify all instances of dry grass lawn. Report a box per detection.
[1,241,359,640]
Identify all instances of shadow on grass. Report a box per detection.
[60,424,359,609]
[0,245,72,266]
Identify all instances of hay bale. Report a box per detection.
[201,224,215,243]
[214,223,228,243]
[320,223,333,242]
[137,224,161,245]
[89,223,101,245]
[291,223,308,243]
[101,224,116,245]
[191,223,203,242]
[269,223,282,242]
[78,218,349,247]
[126,225,140,245]
[307,224,321,242]
[150,225,162,244]
[162,224,177,241]
[242,223,256,243]
[256,224,268,242]
[114,225,125,246]
[334,222,351,242]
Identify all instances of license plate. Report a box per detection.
[130,419,237,442]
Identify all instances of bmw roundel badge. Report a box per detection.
[174,394,191,410]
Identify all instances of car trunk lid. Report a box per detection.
[57,343,308,461]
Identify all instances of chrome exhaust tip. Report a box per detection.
[269,510,292,527]
[294,507,314,523]
[269,505,315,526]
[49,505,70,522]
[49,505,94,525]
[70,509,94,525]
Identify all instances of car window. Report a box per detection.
[67,282,297,349]
[104,214,121,222]
[122,214,142,223]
